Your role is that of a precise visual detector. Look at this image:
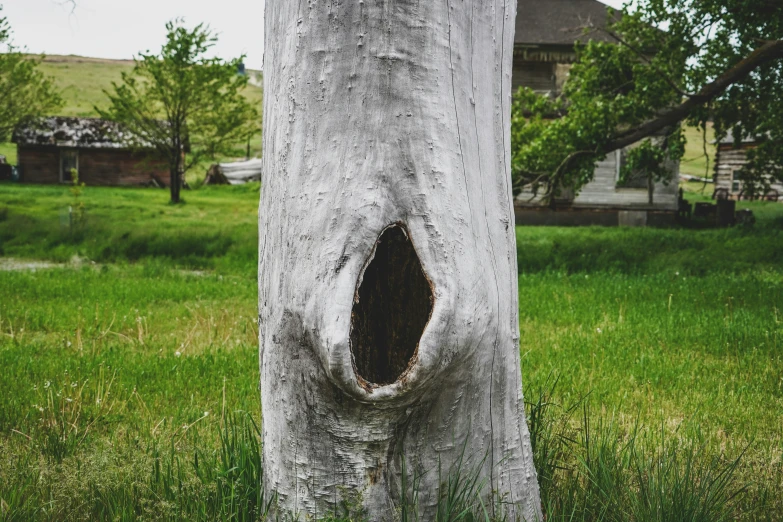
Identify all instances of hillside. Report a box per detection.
[1,55,714,178]
[0,55,264,165]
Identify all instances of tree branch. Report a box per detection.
[603,39,783,154]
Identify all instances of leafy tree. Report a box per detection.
[99,20,259,203]
[511,0,783,202]
[0,8,62,143]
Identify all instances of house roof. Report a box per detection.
[515,0,619,46]
[12,117,151,150]
[716,129,760,146]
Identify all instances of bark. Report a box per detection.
[169,168,178,203]
[259,1,541,520]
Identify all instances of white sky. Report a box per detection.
[3,0,267,69]
[3,0,625,70]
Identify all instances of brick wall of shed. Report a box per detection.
[79,149,170,187]
[18,146,60,184]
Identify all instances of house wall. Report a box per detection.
[715,145,783,197]
[78,149,169,187]
[516,150,679,212]
[512,59,557,92]
[575,152,678,210]
[17,146,169,187]
[18,146,60,184]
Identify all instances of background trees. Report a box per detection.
[99,21,259,203]
[511,0,783,201]
[0,8,62,143]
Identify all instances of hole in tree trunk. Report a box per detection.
[350,224,433,387]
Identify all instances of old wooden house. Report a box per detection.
[513,0,617,95]
[12,117,169,186]
[513,0,679,226]
[714,131,782,200]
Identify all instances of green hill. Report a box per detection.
[2,54,713,178]
[0,55,264,165]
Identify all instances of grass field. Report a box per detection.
[1,182,782,520]
[680,123,716,178]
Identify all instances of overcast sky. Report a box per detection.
[3,0,625,70]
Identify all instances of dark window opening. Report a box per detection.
[350,225,433,387]
[60,150,78,183]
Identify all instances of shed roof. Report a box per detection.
[515,0,618,46]
[12,117,152,150]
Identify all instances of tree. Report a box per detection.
[258,1,541,520]
[511,0,783,201]
[99,21,258,203]
[0,8,62,142]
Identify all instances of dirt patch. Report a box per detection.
[0,258,63,272]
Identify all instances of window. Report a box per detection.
[731,168,742,193]
[60,150,78,183]
[616,149,649,189]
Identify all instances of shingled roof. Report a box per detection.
[12,117,151,149]
[515,0,618,46]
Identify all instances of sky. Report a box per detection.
[3,0,625,70]
[3,0,267,69]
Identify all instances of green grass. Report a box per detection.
[0,182,260,273]
[36,55,264,123]
[680,123,717,178]
[1,182,782,520]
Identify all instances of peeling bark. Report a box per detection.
[259,1,541,520]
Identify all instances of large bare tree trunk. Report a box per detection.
[259,1,541,520]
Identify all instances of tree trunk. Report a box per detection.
[169,166,180,204]
[648,174,654,206]
[259,1,541,520]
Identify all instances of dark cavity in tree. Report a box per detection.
[350,225,433,387]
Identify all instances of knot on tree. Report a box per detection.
[350,224,433,387]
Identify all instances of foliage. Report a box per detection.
[0,8,63,141]
[99,20,259,203]
[511,0,783,201]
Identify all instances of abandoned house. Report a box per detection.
[514,0,618,95]
[12,117,169,187]
[714,131,782,201]
[513,0,679,227]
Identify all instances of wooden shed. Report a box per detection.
[714,131,782,200]
[12,117,169,187]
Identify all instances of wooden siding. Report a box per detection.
[78,149,169,187]
[512,59,556,92]
[17,146,169,187]
[516,150,679,211]
[18,146,59,184]
[714,145,783,196]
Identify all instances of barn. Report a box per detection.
[12,117,169,187]
[513,0,679,227]
[714,131,782,201]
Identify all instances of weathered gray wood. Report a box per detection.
[715,146,783,197]
[259,1,541,520]
[516,150,679,210]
